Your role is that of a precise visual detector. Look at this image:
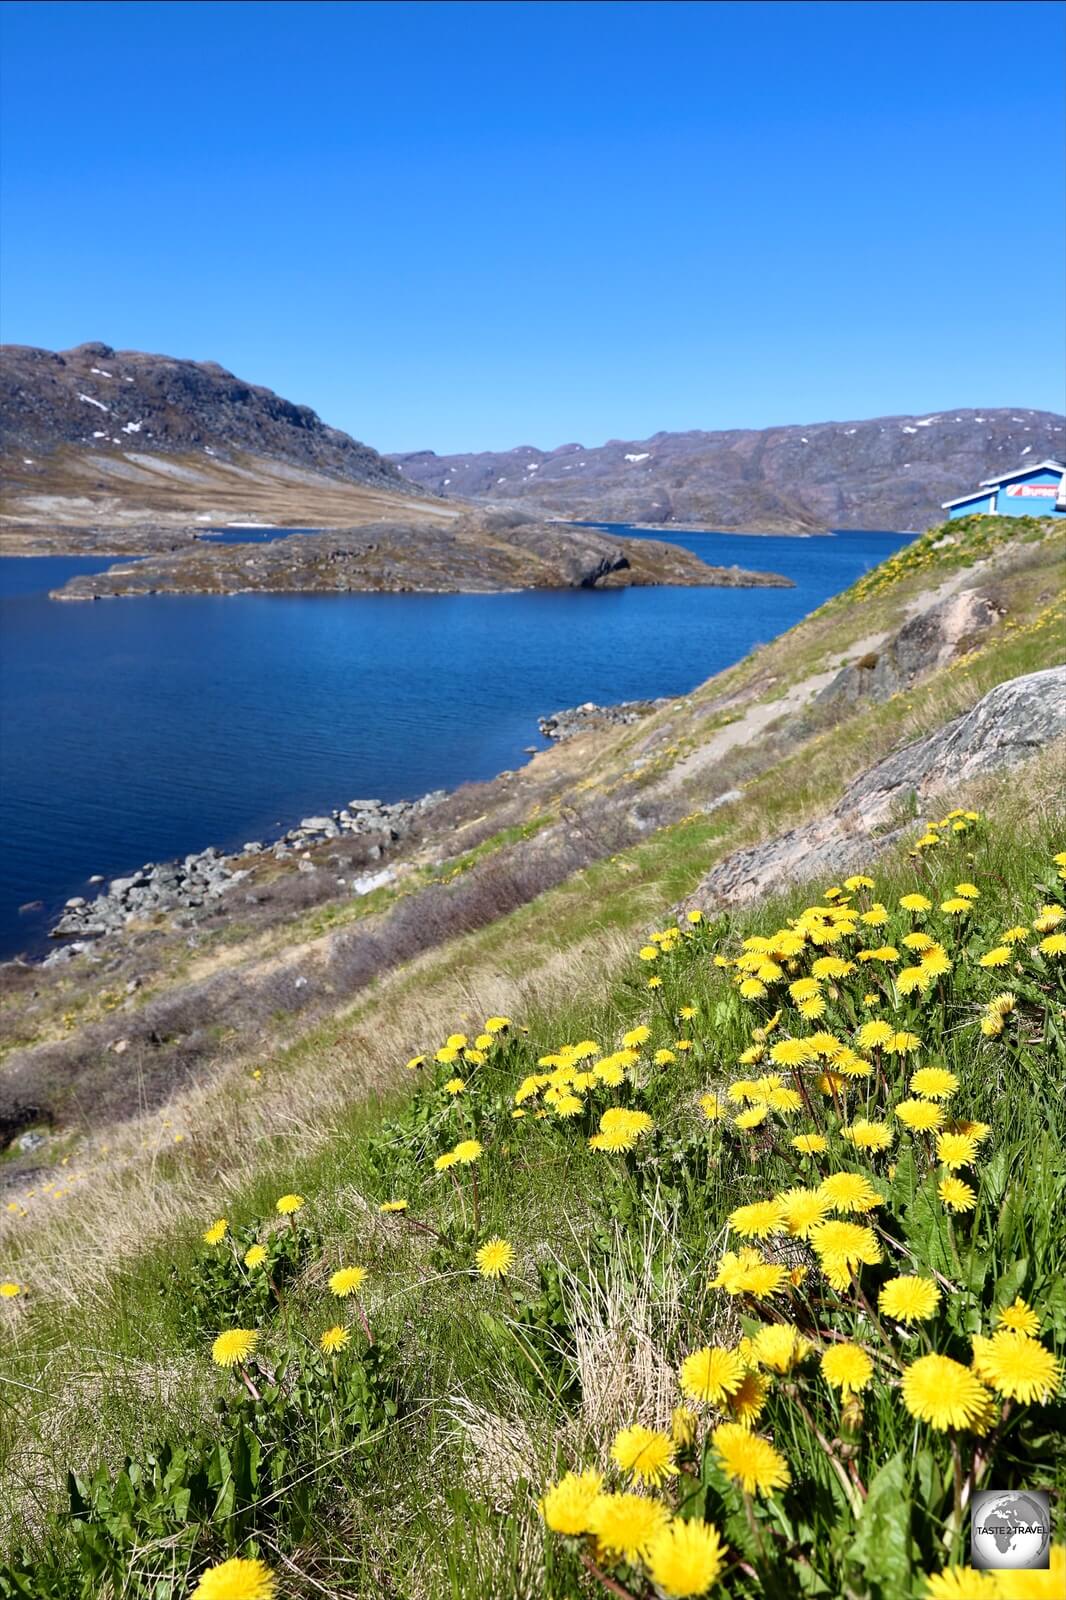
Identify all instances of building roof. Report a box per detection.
[977,460,1066,487]
[941,488,996,509]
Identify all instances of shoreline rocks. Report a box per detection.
[538,697,671,741]
[43,791,446,962]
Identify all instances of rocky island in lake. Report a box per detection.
[48,509,793,598]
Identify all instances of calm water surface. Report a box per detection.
[0,527,910,957]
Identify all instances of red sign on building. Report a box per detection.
[1006,483,1057,497]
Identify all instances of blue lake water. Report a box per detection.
[0,527,911,958]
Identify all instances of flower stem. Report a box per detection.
[579,1554,641,1600]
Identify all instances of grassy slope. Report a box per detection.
[0,514,1064,1598]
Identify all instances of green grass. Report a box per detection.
[2,785,1063,1599]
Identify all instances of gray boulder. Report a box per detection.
[680,667,1066,913]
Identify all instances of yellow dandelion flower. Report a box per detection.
[728,1199,785,1238]
[898,965,931,995]
[379,1199,409,1213]
[922,1566,1000,1597]
[938,1175,976,1212]
[727,1368,770,1428]
[978,946,1012,968]
[699,1092,726,1121]
[752,1323,811,1373]
[818,1172,882,1213]
[202,1218,228,1245]
[671,1404,699,1446]
[1039,932,1066,957]
[901,1353,992,1430]
[910,1067,959,1101]
[856,1020,894,1050]
[900,893,932,913]
[475,1238,513,1279]
[553,1093,584,1117]
[821,1343,873,1397]
[588,1491,670,1562]
[610,1423,677,1487]
[648,976,663,989]
[776,1186,831,1237]
[452,1139,483,1164]
[978,1331,1062,1404]
[211,1329,259,1368]
[1034,903,1066,931]
[896,1097,945,1131]
[538,1468,603,1535]
[711,1422,790,1496]
[809,1219,882,1287]
[680,1345,746,1404]
[941,898,972,915]
[0,1281,22,1298]
[887,1030,921,1055]
[243,1244,267,1270]
[275,1194,304,1215]
[806,1030,844,1058]
[329,1266,367,1297]
[996,1297,1040,1337]
[190,1556,276,1600]
[844,1119,893,1152]
[484,1016,511,1033]
[623,1025,651,1048]
[405,1055,426,1071]
[935,1131,978,1170]
[320,1324,350,1355]
[735,1105,768,1129]
[879,1275,940,1323]
[645,1518,727,1598]
[654,1048,677,1065]
[791,1132,827,1154]
[434,1150,459,1170]
[769,1038,814,1066]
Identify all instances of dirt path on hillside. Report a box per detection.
[659,566,981,795]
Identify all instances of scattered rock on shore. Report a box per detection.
[538,697,670,741]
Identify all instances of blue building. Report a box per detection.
[942,459,1066,519]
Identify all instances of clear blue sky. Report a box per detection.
[2,1,1063,453]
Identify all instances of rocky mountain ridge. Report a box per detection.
[390,407,1066,531]
[2,341,405,489]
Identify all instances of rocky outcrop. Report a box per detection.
[389,409,1066,533]
[679,666,1066,913]
[47,513,791,598]
[816,588,1003,709]
[538,698,670,741]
